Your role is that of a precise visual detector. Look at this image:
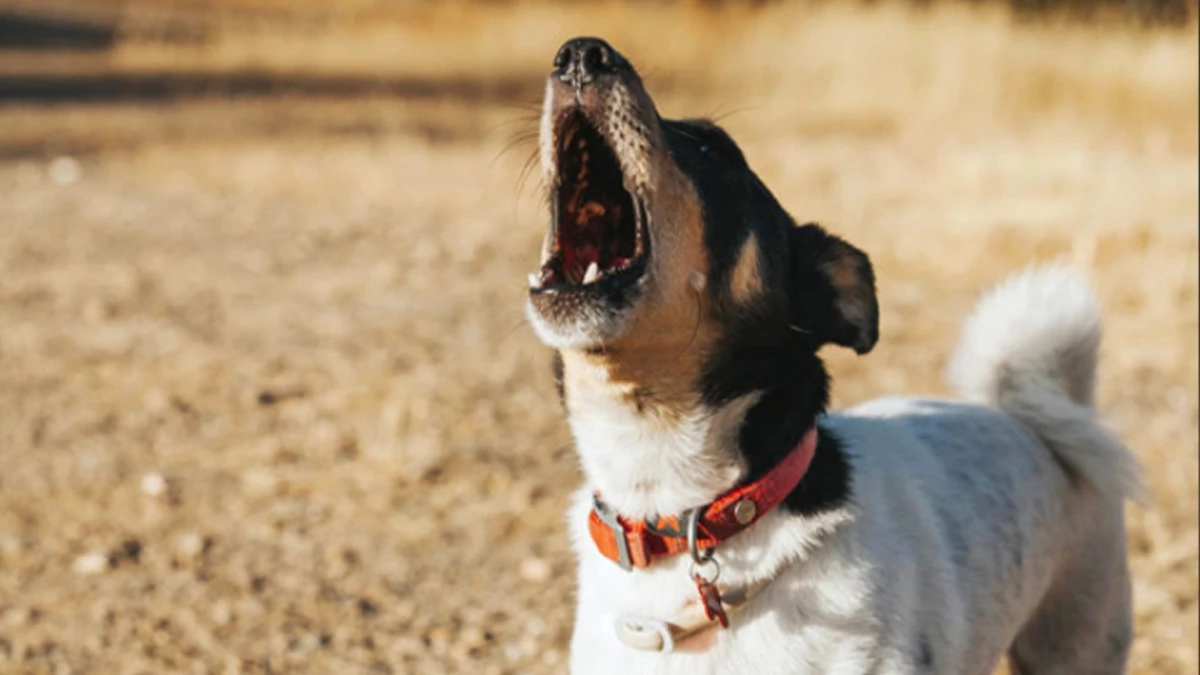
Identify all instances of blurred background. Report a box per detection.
[0,1,1195,674]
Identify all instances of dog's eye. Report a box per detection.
[699,144,724,164]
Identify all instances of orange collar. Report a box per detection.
[588,427,820,570]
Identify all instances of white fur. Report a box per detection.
[525,294,640,351]
[948,266,1146,503]
[566,267,1141,675]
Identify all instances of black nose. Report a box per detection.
[553,37,626,86]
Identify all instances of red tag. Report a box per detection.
[694,573,729,628]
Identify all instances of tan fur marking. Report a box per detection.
[730,234,764,305]
[560,156,716,424]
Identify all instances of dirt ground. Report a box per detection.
[0,4,1196,674]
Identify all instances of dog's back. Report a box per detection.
[828,266,1141,675]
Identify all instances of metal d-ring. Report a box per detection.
[683,508,720,582]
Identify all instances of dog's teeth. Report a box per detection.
[528,272,542,289]
[583,262,600,284]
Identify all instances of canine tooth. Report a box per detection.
[528,272,542,288]
[583,262,600,284]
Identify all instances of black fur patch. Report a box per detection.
[699,314,852,516]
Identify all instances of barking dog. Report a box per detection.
[526,37,1144,675]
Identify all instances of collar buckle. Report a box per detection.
[593,494,634,571]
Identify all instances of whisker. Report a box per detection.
[668,125,704,144]
[484,113,541,136]
[503,313,532,342]
[516,148,543,198]
[492,130,540,165]
[708,102,761,124]
[496,100,543,115]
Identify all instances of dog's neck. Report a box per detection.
[555,324,842,521]
[557,337,824,520]
[557,348,752,520]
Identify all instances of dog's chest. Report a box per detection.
[566,490,878,675]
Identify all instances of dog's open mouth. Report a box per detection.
[531,110,648,292]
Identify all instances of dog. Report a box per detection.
[525,37,1144,675]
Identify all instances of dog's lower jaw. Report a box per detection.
[524,297,632,351]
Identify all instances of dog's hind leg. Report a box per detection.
[1006,514,1133,675]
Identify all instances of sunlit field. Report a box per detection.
[0,2,1195,673]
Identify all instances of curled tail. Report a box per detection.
[948,266,1145,503]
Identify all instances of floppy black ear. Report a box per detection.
[787,223,879,354]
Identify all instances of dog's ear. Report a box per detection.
[786,223,879,354]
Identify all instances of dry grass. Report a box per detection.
[0,3,1195,674]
